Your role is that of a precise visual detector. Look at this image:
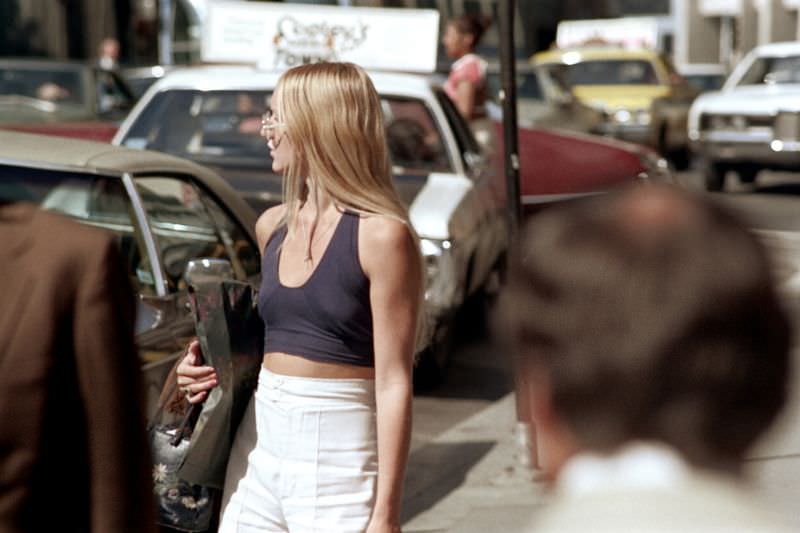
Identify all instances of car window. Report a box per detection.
[434,87,481,162]
[544,59,660,86]
[122,88,455,175]
[487,70,544,101]
[134,176,255,291]
[737,55,800,86]
[382,96,453,174]
[0,164,157,295]
[0,66,86,105]
[95,69,133,114]
[123,90,272,169]
[195,185,260,279]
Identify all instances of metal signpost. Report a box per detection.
[498,0,535,469]
[499,0,521,236]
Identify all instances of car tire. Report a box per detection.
[658,125,690,171]
[413,317,454,391]
[704,162,728,192]
[735,165,759,185]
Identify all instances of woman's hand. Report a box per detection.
[176,339,218,404]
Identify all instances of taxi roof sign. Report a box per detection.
[202,2,440,74]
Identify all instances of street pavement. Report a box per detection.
[401,357,800,533]
[402,392,543,532]
[400,172,800,532]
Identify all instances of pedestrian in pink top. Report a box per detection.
[442,14,492,121]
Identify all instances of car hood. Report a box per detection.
[694,84,800,114]
[572,85,670,111]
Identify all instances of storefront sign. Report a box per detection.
[699,0,743,16]
[556,17,662,49]
[202,2,440,73]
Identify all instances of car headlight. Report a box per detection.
[636,109,651,125]
[634,147,673,183]
[613,109,632,124]
[420,238,457,314]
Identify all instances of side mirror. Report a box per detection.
[184,258,235,287]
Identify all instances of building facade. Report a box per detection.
[675,0,800,72]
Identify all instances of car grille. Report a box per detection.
[700,113,773,133]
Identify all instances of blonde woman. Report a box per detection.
[176,62,423,533]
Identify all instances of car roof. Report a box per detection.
[148,64,437,100]
[533,47,661,64]
[0,130,258,230]
[752,40,800,57]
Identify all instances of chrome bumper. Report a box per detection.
[692,130,800,165]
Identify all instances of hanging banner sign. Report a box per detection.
[699,0,743,16]
[556,17,663,50]
[202,1,440,73]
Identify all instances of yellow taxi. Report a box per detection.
[532,46,699,167]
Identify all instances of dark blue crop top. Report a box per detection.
[258,211,375,367]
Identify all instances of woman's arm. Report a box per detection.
[454,79,477,119]
[360,216,422,532]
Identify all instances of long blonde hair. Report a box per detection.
[276,62,403,222]
[275,61,427,347]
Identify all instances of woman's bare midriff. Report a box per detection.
[263,351,375,379]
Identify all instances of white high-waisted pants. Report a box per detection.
[218,367,378,532]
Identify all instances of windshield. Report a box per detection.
[487,70,544,101]
[542,59,660,87]
[735,55,800,86]
[121,89,453,175]
[0,66,86,105]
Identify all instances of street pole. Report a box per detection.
[158,0,174,66]
[498,0,536,470]
[499,0,521,236]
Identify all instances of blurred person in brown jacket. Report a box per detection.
[0,201,155,533]
[502,185,795,532]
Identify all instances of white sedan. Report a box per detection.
[113,65,508,384]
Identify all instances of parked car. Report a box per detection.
[0,130,261,416]
[494,124,673,217]
[680,63,726,94]
[0,59,135,142]
[688,41,800,191]
[119,64,173,100]
[114,64,509,381]
[485,61,603,133]
[533,46,700,168]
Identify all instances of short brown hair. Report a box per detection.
[503,185,791,466]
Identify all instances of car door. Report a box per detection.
[432,88,507,298]
[129,173,260,415]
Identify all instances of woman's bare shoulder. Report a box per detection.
[359,215,417,273]
[255,204,287,251]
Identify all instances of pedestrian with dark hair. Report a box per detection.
[502,184,794,532]
[176,61,423,533]
[442,14,492,121]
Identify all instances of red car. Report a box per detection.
[0,59,134,142]
[493,122,673,217]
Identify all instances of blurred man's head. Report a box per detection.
[98,38,120,70]
[503,184,791,476]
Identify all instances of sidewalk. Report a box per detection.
[402,393,546,533]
